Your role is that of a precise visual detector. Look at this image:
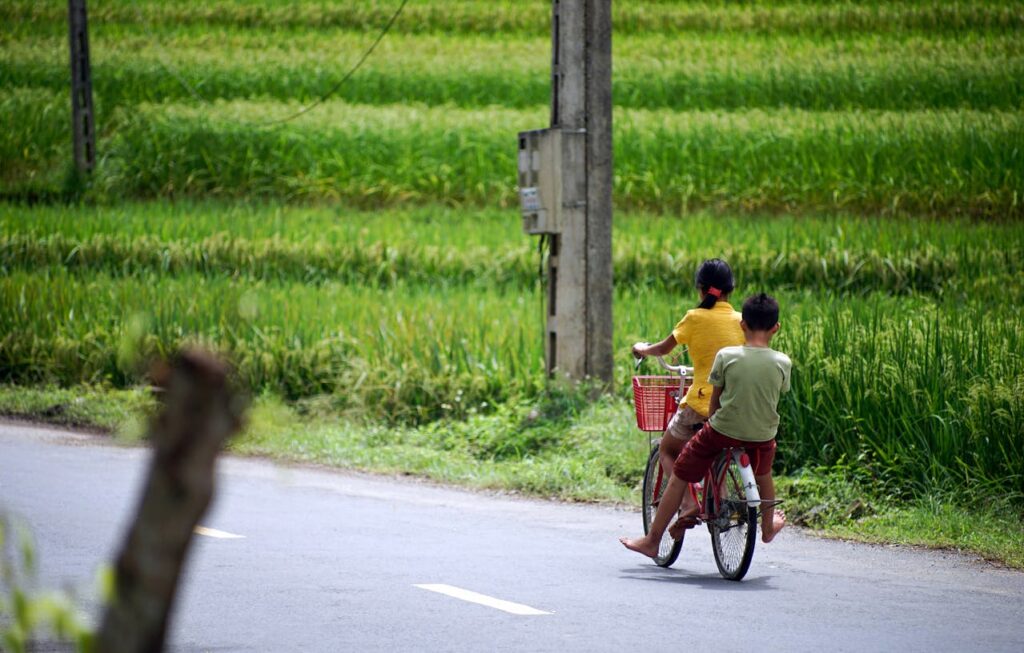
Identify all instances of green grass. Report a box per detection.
[105,102,1024,216]
[1,0,1022,564]
[826,503,1024,569]
[0,89,73,198]
[1,384,1019,568]
[6,0,1024,37]
[4,1,1022,213]
[0,268,542,418]
[778,467,1024,568]
[2,202,1022,501]
[1,258,1022,502]
[0,384,152,435]
[4,30,1021,111]
[3,203,1023,295]
[2,204,1024,298]
[233,390,641,502]
[5,90,1020,216]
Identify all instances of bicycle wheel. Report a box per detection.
[706,453,757,581]
[641,443,683,568]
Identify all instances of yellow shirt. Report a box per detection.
[671,301,744,417]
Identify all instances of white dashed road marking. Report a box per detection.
[414,584,551,615]
[194,526,245,539]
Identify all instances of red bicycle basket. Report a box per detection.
[632,376,682,432]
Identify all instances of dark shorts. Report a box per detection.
[672,423,777,483]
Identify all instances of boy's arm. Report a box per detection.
[707,350,726,418]
[780,355,792,393]
[708,385,723,418]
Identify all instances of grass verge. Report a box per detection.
[1,383,1019,569]
[779,467,1024,569]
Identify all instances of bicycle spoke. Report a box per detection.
[709,454,757,580]
[642,444,682,568]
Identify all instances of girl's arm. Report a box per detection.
[632,334,677,358]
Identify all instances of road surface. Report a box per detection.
[1,421,1022,652]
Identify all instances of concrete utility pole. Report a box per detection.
[68,0,96,173]
[518,0,613,384]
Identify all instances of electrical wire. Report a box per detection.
[137,4,212,104]
[137,0,410,126]
[254,0,410,128]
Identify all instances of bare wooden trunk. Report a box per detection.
[97,349,244,653]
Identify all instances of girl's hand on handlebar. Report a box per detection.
[631,341,650,358]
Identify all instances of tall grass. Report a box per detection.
[0,88,72,196]
[0,269,542,421]
[2,0,1022,510]
[4,94,1014,216]
[108,102,1024,217]
[779,298,1024,501]
[6,202,1021,255]
[4,204,1021,295]
[4,1,1021,213]
[1,268,1020,501]
[6,0,1023,37]
[615,108,1024,217]
[4,31,1021,111]
[629,288,1024,501]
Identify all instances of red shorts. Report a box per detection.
[672,423,776,483]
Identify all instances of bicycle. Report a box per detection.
[632,351,768,581]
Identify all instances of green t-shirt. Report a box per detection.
[707,345,792,442]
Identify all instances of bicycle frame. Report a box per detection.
[635,348,776,579]
[701,449,752,525]
[649,447,753,528]
[636,350,761,519]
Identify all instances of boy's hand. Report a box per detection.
[631,342,650,358]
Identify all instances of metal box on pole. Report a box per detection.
[518,128,563,236]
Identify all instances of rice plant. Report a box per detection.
[6,0,1023,37]
[1,0,1022,510]
[4,0,1021,212]
[4,95,1014,216]
[1,267,1021,501]
[3,205,1023,296]
[3,30,1020,111]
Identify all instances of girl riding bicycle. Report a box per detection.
[632,258,743,531]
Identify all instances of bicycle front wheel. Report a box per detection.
[706,453,757,581]
[642,443,683,568]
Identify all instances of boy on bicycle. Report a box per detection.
[621,293,791,558]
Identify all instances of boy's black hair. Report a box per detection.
[694,258,735,310]
[742,293,780,331]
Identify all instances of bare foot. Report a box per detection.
[762,509,786,543]
[619,535,659,558]
[667,508,699,540]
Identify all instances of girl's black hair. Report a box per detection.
[694,258,735,310]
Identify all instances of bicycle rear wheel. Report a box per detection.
[642,443,683,568]
[706,453,757,581]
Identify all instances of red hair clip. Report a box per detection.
[707,287,722,298]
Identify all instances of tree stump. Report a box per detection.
[97,349,245,653]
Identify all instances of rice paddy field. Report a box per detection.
[3,0,1023,215]
[2,0,1023,540]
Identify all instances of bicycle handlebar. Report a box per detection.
[632,342,693,376]
[653,355,692,376]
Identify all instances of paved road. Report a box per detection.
[2,421,1022,652]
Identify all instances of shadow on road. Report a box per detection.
[618,565,775,591]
